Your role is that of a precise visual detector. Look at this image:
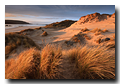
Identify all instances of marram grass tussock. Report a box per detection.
[5,44,115,79]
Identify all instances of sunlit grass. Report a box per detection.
[67,46,115,79]
[5,44,115,79]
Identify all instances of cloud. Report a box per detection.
[5,5,115,18]
[5,13,24,17]
[5,5,115,24]
[5,13,16,17]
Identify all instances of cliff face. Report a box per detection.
[44,20,77,28]
[77,12,115,24]
[5,20,30,24]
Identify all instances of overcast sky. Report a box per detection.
[5,5,115,24]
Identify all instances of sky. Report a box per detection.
[5,5,115,24]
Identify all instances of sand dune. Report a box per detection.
[5,12,115,49]
[5,13,115,49]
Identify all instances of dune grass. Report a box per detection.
[5,48,41,79]
[20,28,34,33]
[94,31,101,36]
[40,44,63,79]
[67,46,115,79]
[72,37,81,42]
[5,33,40,57]
[34,27,42,30]
[5,44,64,79]
[90,28,109,34]
[84,35,91,40]
[81,27,89,32]
[5,44,115,79]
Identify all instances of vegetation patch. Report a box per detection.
[5,33,40,58]
[67,46,115,79]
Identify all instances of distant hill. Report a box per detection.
[44,20,77,28]
[5,20,30,24]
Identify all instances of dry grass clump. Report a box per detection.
[5,44,115,79]
[102,29,109,33]
[34,27,42,30]
[5,44,64,79]
[41,31,48,36]
[5,48,41,79]
[72,37,80,42]
[71,33,85,43]
[94,31,101,36]
[67,46,115,79]
[84,35,91,40]
[90,28,102,33]
[5,43,17,55]
[40,44,63,79]
[20,28,34,33]
[91,28,108,33]
[96,38,101,44]
[5,33,40,57]
[81,27,89,32]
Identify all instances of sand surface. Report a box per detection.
[5,26,40,33]
[5,16,115,49]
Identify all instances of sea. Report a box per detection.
[5,24,46,29]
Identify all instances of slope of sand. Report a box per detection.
[5,12,115,57]
[5,13,115,49]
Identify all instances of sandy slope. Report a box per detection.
[5,14,115,48]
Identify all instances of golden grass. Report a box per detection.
[5,44,64,79]
[102,29,109,33]
[5,48,41,79]
[34,27,42,30]
[41,31,48,36]
[67,46,115,79]
[72,37,80,42]
[5,44,115,79]
[84,35,91,40]
[94,31,101,36]
[91,28,108,33]
[90,28,102,33]
[96,38,101,44]
[40,44,63,79]
[20,28,34,33]
[81,27,89,32]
